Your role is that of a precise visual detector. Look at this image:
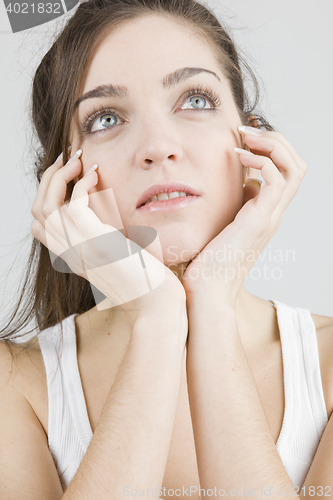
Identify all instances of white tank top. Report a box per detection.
[37,299,329,492]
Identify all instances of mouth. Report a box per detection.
[136,181,200,212]
[137,194,199,213]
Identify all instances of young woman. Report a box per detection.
[0,1,332,499]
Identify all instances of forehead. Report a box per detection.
[82,13,226,93]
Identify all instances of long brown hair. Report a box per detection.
[1,0,274,349]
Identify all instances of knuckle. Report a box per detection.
[67,202,77,217]
[296,168,305,181]
[43,163,58,177]
[31,202,39,217]
[276,173,286,189]
[30,219,39,237]
[265,130,282,141]
[40,167,52,182]
[41,203,53,219]
[68,199,82,217]
[272,131,284,141]
[295,161,307,180]
[301,161,308,173]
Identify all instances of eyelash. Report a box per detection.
[80,84,222,135]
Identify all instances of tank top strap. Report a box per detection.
[60,314,93,449]
[295,305,328,437]
[269,299,302,455]
[37,314,92,489]
[38,319,68,461]
[269,299,328,463]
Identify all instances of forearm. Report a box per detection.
[186,298,295,498]
[63,309,187,500]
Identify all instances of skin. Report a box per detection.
[29,12,333,496]
[67,13,273,355]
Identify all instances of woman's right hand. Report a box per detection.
[30,150,187,322]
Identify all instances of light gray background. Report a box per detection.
[1,0,332,334]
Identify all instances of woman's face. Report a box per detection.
[71,14,245,267]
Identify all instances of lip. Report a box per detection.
[136,181,201,209]
[137,194,199,213]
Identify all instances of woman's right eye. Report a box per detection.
[90,113,120,133]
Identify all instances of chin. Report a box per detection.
[158,230,208,267]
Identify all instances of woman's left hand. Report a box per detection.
[182,127,308,307]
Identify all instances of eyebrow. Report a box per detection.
[74,66,221,108]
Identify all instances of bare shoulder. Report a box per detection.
[0,336,48,431]
[311,311,333,332]
[0,336,45,387]
[310,312,333,420]
[311,311,333,355]
[0,338,63,499]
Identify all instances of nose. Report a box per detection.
[134,119,183,170]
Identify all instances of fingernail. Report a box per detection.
[66,149,82,165]
[234,147,254,155]
[84,164,98,177]
[55,152,63,162]
[238,125,264,136]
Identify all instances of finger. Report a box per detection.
[243,135,305,209]
[31,218,67,257]
[32,217,85,275]
[68,165,118,241]
[266,131,308,173]
[235,149,286,216]
[31,154,70,248]
[45,205,77,250]
[35,150,85,251]
[31,153,64,221]
[237,131,307,215]
[41,150,83,223]
[243,134,305,180]
[239,128,308,176]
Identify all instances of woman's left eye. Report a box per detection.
[91,113,120,132]
[181,95,212,110]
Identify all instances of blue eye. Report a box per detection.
[91,113,119,132]
[80,86,221,135]
[181,95,211,110]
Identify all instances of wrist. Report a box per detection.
[186,288,236,314]
[132,306,188,353]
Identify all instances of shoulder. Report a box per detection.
[311,312,333,357]
[310,312,333,420]
[0,337,37,380]
[0,337,48,431]
[310,311,333,333]
[0,339,63,497]
[0,336,45,394]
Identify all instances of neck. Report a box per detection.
[168,261,278,356]
[77,263,278,359]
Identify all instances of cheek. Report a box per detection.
[200,148,245,236]
[205,139,244,195]
[81,140,122,173]
[73,143,131,228]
